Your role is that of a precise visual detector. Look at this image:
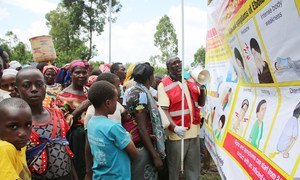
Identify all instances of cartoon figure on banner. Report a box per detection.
[269,101,300,159]
[249,38,274,84]
[226,65,238,83]
[208,106,216,128]
[214,115,226,141]
[231,99,249,136]
[221,88,232,111]
[234,48,251,83]
[249,99,267,149]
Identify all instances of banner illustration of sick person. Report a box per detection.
[229,87,255,138]
[237,19,274,84]
[244,87,278,151]
[228,35,252,83]
[265,86,300,175]
[255,0,300,83]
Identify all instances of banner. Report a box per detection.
[204,0,300,179]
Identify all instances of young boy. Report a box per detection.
[0,97,32,179]
[15,67,75,179]
[86,81,138,179]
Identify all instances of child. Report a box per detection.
[0,97,32,179]
[15,67,75,179]
[86,81,138,179]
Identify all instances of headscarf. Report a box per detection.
[69,60,89,72]
[99,63,111,73]
[2,69,18,78]
[124,63,135,84]
[42,65,60,75]
[9,60,21,70]
[86,75,97,87]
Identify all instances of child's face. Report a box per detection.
[0,107,32,150]
[107,89,118,114]
[17,71,46,106]
[0,75,18,97]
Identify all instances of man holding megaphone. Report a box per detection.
[157,56,207,180]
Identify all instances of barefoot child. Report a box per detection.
[0,97,32,179]
[86,81,138,179]
[16,67,75,179]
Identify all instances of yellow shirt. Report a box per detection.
[0,140,31,180]
[157,81,199,141]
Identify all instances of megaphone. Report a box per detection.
[190,69,211,85]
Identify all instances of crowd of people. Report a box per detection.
[0,47,208,180]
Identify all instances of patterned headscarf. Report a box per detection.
[99,63,111,73]
[42,65,60,75]
[69,60,89,72]
[86,75,98,87]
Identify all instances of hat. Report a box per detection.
[2,69,18,77]
[9,60,21,70]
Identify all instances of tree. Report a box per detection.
[192,46,206,67]
[0,31,33,65]
[154,15,178,64]
[45,4,89,66]
[62,0,122,60]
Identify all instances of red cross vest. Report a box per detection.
[161,76,201,129]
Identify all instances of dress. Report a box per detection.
[55,89,88,180]
[43,83,62,108]
[87,116,131,180]
[27,107,72,179]
[249,120,264,149]
[125,83,166,180]
[0,140,31,180]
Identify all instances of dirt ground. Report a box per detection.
[200,160,221,180]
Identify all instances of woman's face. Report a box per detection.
[44,69,56,85]
[71,66,88,87]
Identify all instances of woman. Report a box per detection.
[124,63,165,180]
[56,60,89,180]
[42,65,62,108]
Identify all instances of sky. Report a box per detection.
[0,0,207,66]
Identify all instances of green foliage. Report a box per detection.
[149,55,162,67]
[192,46,206,67]
[154,66,167,76]
[154,15,178,64]
[0,31,33,65]
[62,0,122,59]
[45,4,89,67]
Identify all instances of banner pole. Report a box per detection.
[180,0,185,176]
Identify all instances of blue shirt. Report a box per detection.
[87,116,131,180]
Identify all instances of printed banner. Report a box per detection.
[204,0,300,179]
